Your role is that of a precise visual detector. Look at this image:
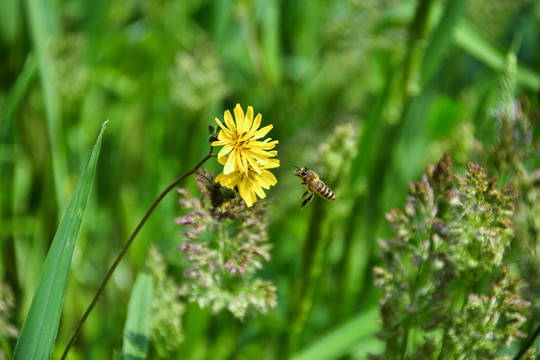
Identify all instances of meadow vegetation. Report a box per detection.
[1,0,540,359]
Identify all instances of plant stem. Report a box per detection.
[60,148,215,359]
[287,198,327,356]
[514,323,540,360]
[195,169,214,184]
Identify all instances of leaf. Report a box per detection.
[122,270,153,360]
[454,19,540,90]
[420,0,468,86]
[0,52,39,276]
[24,0,68,207]
[13,121,108,360]
[292,309,380,360]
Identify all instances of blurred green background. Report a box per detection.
[1,0,540,358]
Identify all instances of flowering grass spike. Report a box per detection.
[212,104,279,206]
[176,171,277,318]
[371,153,532,359]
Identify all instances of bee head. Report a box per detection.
[294,166,308,177]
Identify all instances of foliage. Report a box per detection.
[147,245,185,358]
[373,153,531,359]
[1,0,540,359]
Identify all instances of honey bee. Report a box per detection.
[294,166,335,210]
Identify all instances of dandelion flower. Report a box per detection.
[212,104,279,206]
[212,104,278,175]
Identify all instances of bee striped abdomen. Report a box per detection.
[317,181,335,201]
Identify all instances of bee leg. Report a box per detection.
[302,190,310,198]
[301,192,314,211]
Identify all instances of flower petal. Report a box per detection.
[251,113,262,133]
[238,179,256,207]
[215,118,233,138]
[249,139,278,149]
[223,148,237,174]
[245,106,254,134]
[217,144,234,158]
[258,170,277,188]
[216,131,233,142]
[217,171,241,188]
[246,154,262,173]
[259,158,280,169]
[224,110,236,133]
[211,140,229,147]
[247,147,278,161]
[252,124,273,140]
[217,155,227,165]
[234,104,245,135]
[253,182,266,199]
[235,149,245,173]
[242,157,249,174]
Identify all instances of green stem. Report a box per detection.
[513,323,540,360]
[60,148,215,359]
[288,198,327,355]
[438,280,471,360]
[438,328,450,360]
[400,0,435,101]
[399,260,426,358]
[230,316,239,360]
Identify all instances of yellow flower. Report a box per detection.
[212,104,279,206]
[212,104,278,175]
[216,168,277,207]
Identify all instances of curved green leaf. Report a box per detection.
[13,121,108,360]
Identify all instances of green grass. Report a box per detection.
[1,0,540,358]
[13,121,106,359]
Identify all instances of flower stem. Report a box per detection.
[60,148,215,359]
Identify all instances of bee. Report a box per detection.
[294,166,335,210]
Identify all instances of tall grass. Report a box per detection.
[1,0,540,358]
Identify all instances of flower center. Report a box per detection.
[235,134,250,148]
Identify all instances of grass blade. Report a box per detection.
[292,309,379,360]
[25,0,67,208]
[455,19,540,90]
[13,121,108,360]
[420,0,468,86]
[0,52,39,276]
[122,270,153,360]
